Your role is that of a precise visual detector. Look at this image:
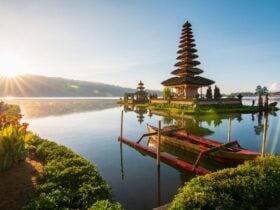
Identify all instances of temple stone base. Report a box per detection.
[150,98,241,106]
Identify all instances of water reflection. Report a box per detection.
[124,105,280,157]
[157,166,161,207]
[0,98,277,210]
[2,99,118,118]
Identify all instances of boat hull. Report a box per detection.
[147,125,259,163]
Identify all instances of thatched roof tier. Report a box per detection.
[177,47,197,54]
[176,53,198,60]
[161,21,215,92]
[183,21,192,27]
[175,60,201,67]
[179,42,196,48]
[135,90,147,95]
[182,29,192,34]
[138,81,144,86]
[161,76,214,86]
[179,38,194,43]
[179,37,195,43]
[171,67,204,75]
[182,29,193,35]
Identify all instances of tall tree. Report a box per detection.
[206,86,212,99]
[255,85,268,107]
[214,85,222,100]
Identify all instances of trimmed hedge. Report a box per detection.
[169,155,280,210]
[90,200,123,210]
[24,138,122,210]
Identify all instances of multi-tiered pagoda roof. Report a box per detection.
[162,21,214,87]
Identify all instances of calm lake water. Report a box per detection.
[2,98,280,210]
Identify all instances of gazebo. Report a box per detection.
[161,21,215,99]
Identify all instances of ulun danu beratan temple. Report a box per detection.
[161,21,215,99]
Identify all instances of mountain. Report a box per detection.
[229,92,280,97]
[0,74,161,97]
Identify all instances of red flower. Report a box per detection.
[0,112,7,123]
[22,122,29,130]
[16,113,23,120]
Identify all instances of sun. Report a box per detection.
[0,49,31,78]
[1,71,19,78]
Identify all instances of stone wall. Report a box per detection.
[150,98,241,106]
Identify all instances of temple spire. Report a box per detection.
[172,21,202,76]
[161,21,215,99]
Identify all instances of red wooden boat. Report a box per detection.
[147,124,260,164]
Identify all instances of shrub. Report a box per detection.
[163,87,172,99]
[169,155,280,210]
[90,200,124,210]
[5,104,21,120]
[25,138,114,210]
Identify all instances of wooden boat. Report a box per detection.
[147,124,260,163]
[119,136,210,175]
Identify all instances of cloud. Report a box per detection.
[269,82,280,92]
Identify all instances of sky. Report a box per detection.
[0,0,279,93]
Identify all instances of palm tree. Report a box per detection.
[255,85,268,107]
[163,87,172,100]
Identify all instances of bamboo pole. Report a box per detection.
[261,114,268,157]
[120,110,123,141]
[157,164,161,206]
[120,139,124,180]
[227,118,232,143]
[157,120,161,167]
[120,110,124,179]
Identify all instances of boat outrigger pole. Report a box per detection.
[192,140,241,171]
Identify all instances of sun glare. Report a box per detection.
[1,71,18,78]
[0,49,31,78]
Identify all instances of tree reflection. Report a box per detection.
[3,99,118,118]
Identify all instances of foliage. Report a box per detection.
[5,104,21,120]
[163,87,172,99]
[169,155,280,210]
[24,138,116,210]
[206,86,212,99]
[255,85,268,96]
[213,86,222,100]
[227,94,236,99]
[255,85,268,107]
[237,94,243,100]
[90,200,124,210]
[0,112,30,171]
[149,103,263,115]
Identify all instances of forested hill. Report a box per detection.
[0,74,161,97]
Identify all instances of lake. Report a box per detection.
[2,98,280,210]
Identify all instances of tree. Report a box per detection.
[163,87,172,100]
[255,85,268,107]
[214,85,222,100]
[206,86,212,99]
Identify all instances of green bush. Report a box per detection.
[5,104,21,120]
[90,200,123,210]
[25,139,115,210]
[169,155,280,210]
